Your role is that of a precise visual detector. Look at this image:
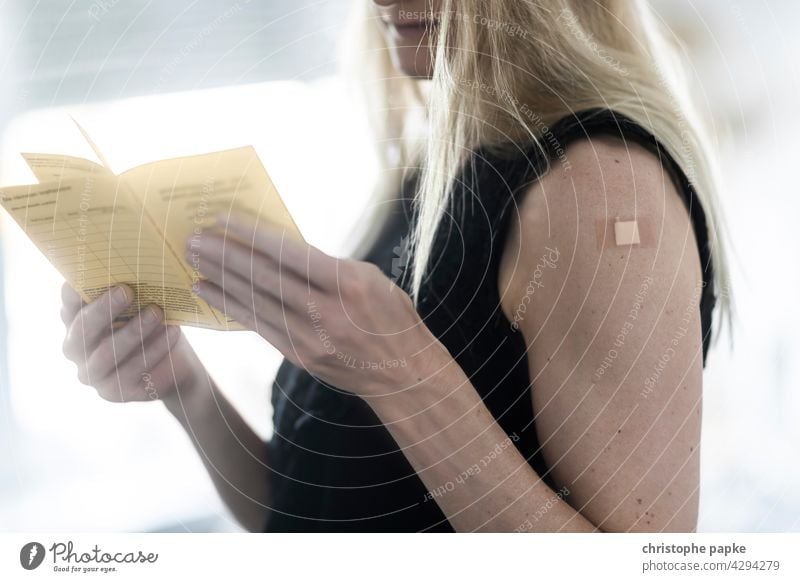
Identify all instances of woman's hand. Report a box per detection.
[60,283,195,403]
[187,212,448,398]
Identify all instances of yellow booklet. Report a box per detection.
[0,120,303,331]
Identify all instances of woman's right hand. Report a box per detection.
[60,282,196,404]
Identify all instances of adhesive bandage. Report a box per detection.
[595,217,654,250]
[614,220,640,245]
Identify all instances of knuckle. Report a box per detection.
[88,343,115,374]
[76,366,90,386]
[63,334,87,363]
[341,263,369,298]
[165,325,182,347]
[359,261,382,287]
[398,288,415,309]
[62,336,74,360]
[363,261,382,277]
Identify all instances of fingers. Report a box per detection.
[97,325,182,399]
[214,212,340,289]
[89,322,183,402]
[195,279,295,359]
[189,230,280,289]
[63,285,133,362]
[191,243,310,313]
[82,305,165,381]
[60,282,85,325]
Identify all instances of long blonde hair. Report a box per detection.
[344,0,731,333]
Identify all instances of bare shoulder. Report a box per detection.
[499,134,702,327]
[497,135,706,532]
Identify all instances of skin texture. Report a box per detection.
[372,0,440,77]
[59,0,704,532]
[497,137,703,531]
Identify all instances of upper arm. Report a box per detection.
[499,136,704,532]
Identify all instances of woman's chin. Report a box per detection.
[390,45,434,79]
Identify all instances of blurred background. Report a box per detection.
[0,0,798,532]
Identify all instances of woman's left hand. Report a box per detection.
[186,212,448,399]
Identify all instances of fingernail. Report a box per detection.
[112,286,131,306]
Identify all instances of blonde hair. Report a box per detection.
[344,0,731,335]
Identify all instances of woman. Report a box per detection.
[60,0,728,532]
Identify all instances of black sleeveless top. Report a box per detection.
[263,109,716,532]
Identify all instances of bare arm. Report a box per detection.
[369,136,703,531]
[499,136,703,532]
[159,345,272,532]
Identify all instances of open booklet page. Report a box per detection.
[120,146,303,329]
[0,134,302,331]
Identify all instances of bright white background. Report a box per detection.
[0,0,798,532]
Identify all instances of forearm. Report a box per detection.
[369,362,599,532]
[162,339,271,532]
